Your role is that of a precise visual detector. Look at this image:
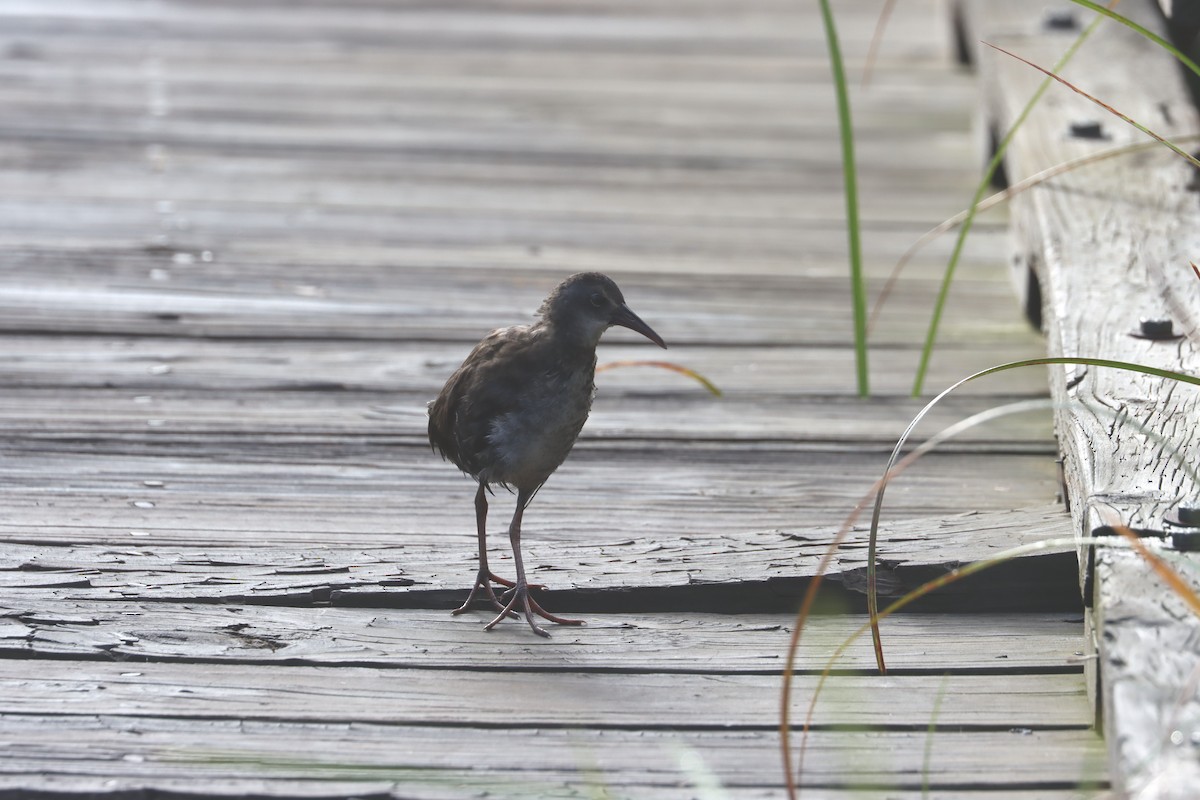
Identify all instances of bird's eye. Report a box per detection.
[589,292,605,308]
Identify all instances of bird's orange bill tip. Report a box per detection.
[596,360,722,397]
[611,303,667,349]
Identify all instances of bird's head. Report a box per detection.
[538,272,667,350]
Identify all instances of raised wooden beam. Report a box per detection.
[0,507,1078,613]
[964,1,1200,796]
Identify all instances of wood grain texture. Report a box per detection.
[0,658,1093,728]
[0,507,1077,610]
[0,604,1085,673]
[0,716,1106,798]
[0,0,1103,796]
[1093,547,1200,797]
[969,1,1200,797]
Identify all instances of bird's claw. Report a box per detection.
[484,581,584,638]
[452,570,519,617]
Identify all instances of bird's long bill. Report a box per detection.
[612,303,667,349]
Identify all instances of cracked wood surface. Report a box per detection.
[967,1,1200,797]
[0,605,1083,673]
[0,507,1077,609]
[0,0,1108,796]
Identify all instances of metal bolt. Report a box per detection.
[1173,531,1200,551]
[1134,318,1180,340]
[1069,120,1105,139]
[1177,505,1200,526]
[1043,9,1079,31]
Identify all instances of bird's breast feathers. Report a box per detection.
[482,361,595,488]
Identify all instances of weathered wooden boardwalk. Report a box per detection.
[0,0,1109,797]
[968,2,1200,797]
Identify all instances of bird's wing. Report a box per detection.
[427,326,535,477]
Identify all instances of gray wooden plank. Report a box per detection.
[1093,547,1200,798]
[0,264,1040,351]
[0,658,1093,728]
[0,0,1101,797]
[0,437,1061,545]
[0,604,1086,673]
[0,334,1051,399]
[0,386,1054,446]
[0,716,1106,798]
[971,1,1200,796]
[0,507,1076,609]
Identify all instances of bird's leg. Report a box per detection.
[472,482,517,587]
[486,489,584,637]
[452,483,515,616]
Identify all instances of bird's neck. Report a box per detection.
[533,316,605,354]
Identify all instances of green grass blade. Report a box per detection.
[910,9,1108,396]
[873,356,1200,668]
[987,41,1200,170]
[922,674,952,799]
[817,0,869,397]
[1069,0,1200,78]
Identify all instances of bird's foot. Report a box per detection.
[452,570,517,617]
[485,581,584,638]
[453,569,551,618]
[487,571,517,588]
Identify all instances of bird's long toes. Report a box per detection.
[454,577,516,617]
[527,594,585,627]
[523,613,552,639]
[486,571,518,588]
[483,591,522,631]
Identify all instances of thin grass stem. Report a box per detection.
[910,3,1115,395]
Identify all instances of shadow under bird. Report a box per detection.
[428,272,666,637]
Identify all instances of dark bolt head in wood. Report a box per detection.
[1175,505,1200,526]
[1042,9,1078,31]
[1172,531,1200,551]
[427,272,666,637]
[1133,318,1180,340]
[1068,120,1105,140]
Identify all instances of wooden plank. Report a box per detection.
[1093,547,1200,797]
[0,508,1077,610]
[0,604,1086,673]
[0,0,1100,797]
[970,1,1200,796]
[0,0,951,68]
[0,386,1054,446]
[0,437,1062,542]
[0,335,1051,400]
[0,658,1093,728]
[0,716,1106,797]
[0,264,1042,352]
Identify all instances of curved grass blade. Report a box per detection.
[861,0,897,87]
[780,397,1052,799]
[922,673,952,799]
[869,357,1200,673]
[910,3,1117,396]
[1113,525,1200,618]
[794,529,1195,791]
[985,42,1200,171]
[1068,0,1200,79]
[870,135,1200,333]
[596,360,722,396]
[791,535,1111,794]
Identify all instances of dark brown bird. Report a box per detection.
[428,272,666,637]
